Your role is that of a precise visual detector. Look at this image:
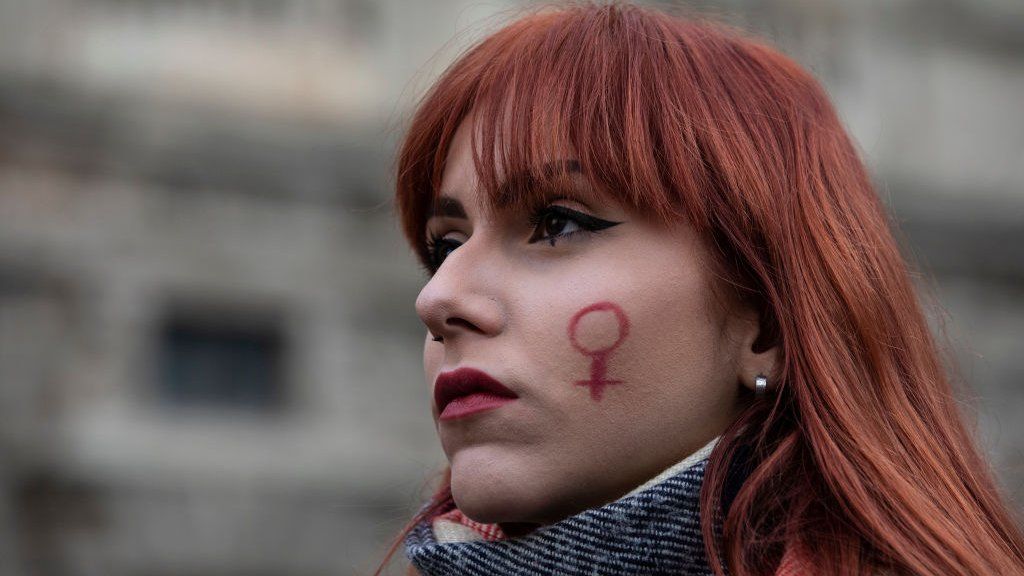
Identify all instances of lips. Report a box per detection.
[434,367,519,421]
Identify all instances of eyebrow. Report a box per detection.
[429,159,583,220]
[430,196,467,219]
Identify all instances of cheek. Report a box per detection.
[521,265,726,415]
[620,278,729,399]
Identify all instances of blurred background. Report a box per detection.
[0,0,1020,574]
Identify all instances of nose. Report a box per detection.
[414,236,506,343]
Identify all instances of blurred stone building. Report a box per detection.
[0,1,1020,575]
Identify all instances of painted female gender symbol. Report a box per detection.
[567,301,630,401]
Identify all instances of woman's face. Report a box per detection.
[415,118,771,528]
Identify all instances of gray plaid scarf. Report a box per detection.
[405,440,720,576]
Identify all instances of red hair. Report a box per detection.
[383,2,1024,575]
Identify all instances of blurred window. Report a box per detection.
[157,312,285,411]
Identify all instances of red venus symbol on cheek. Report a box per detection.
[567,301,630,401]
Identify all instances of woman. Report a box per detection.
[380,2,1024,575]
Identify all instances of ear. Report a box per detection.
[734,306,780,394]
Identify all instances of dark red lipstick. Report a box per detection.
[434,367,519,421]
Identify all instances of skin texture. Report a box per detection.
[415,117,778,530]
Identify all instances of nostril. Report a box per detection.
[445,317,479,333]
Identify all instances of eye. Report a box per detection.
[424,232,461,274]
[527,205,621,246]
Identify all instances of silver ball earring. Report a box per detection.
[755,374,768,398]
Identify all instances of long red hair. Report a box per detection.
[382,2,1024,575]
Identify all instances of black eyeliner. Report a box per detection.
[541,205,622,231]
[526,205,623,244]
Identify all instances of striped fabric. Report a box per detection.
[405,440,721,575]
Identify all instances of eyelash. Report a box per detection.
[423,204,616,274]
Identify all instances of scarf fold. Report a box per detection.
[405,438,720,576]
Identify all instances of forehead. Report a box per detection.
[433,116,594,221]
[436,118,484,212]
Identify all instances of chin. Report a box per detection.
[449,463,523,524]
[448,449,545,524]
